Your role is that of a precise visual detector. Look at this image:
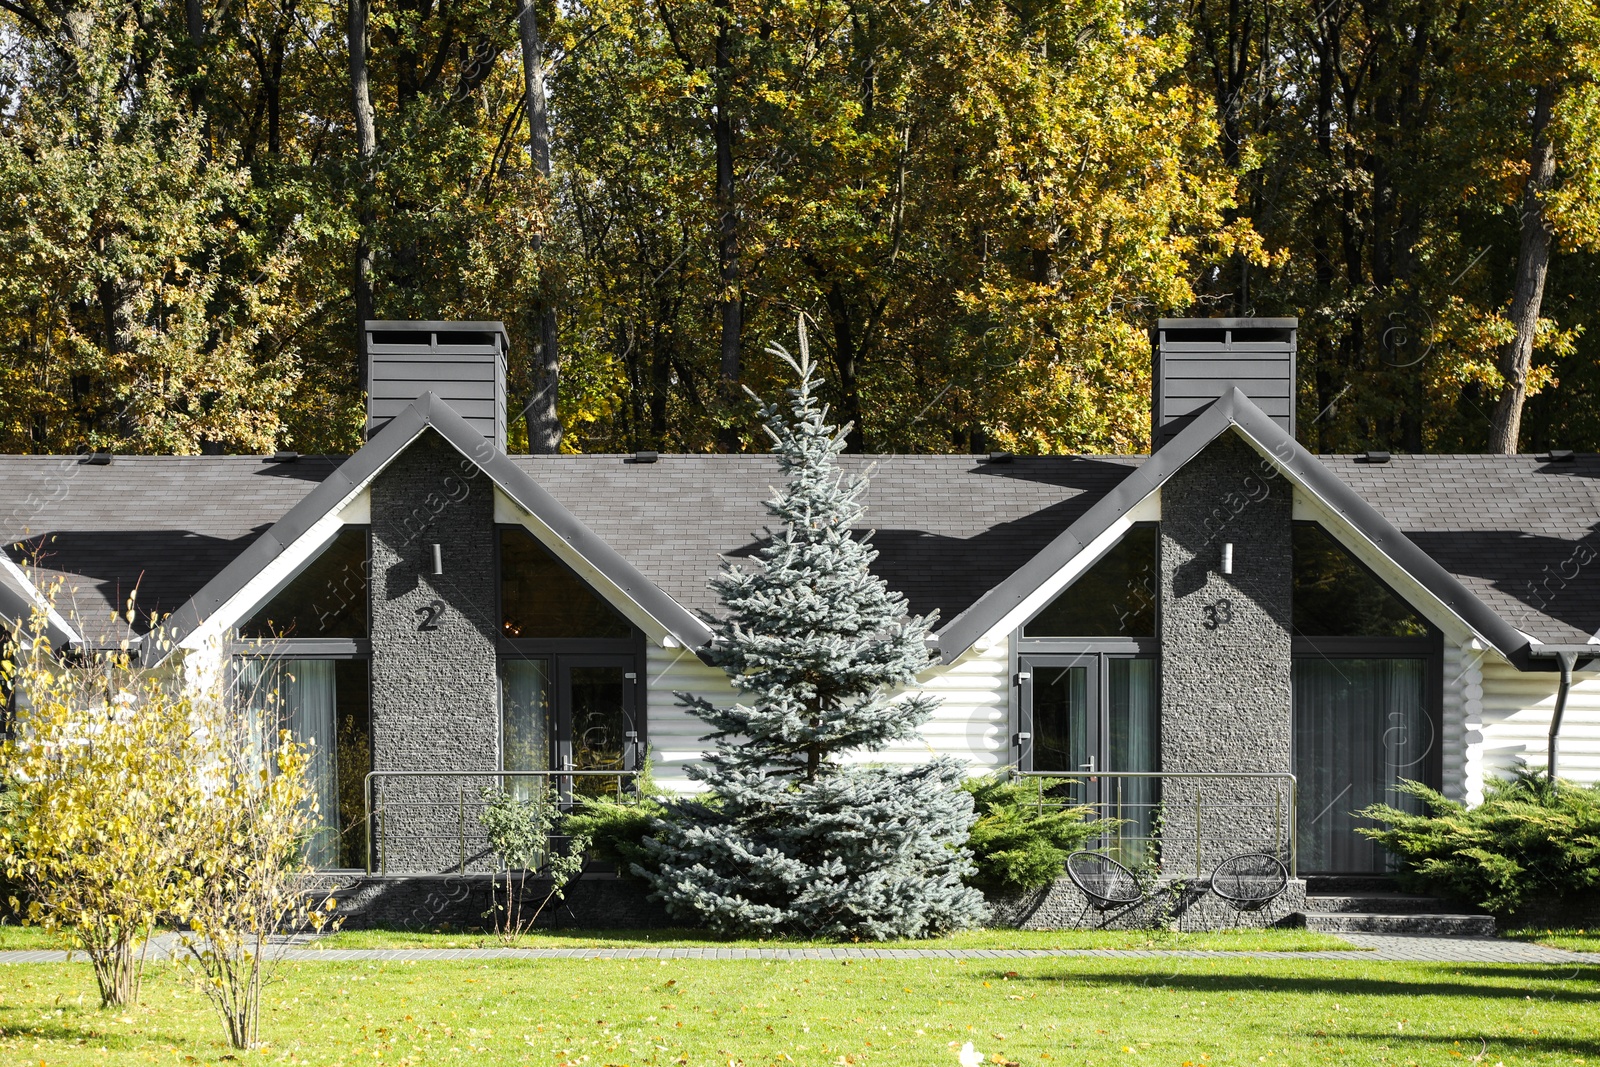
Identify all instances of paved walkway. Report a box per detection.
[2,933,1596,965]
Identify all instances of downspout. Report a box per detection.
[1549,650,1575,782]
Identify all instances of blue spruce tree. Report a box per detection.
[639,326,988,939]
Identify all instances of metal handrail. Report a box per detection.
[362,769,638,877]
[1017,770,1298,879]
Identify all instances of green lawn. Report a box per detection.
[0,923,70,951]
[314,925,1358,952]
[1503,928,1600,953]
[0,957,1595,1065]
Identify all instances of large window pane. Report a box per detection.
[501,658,552,800]
[240,526,369,639]
[1033,665,1091,806]
[1024,526,1157,637]
[500,528,634,639]
[1293,525,1428,637]
[238,657,370,869]
[1293,657,1430,872]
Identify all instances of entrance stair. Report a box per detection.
[1301,876,1495,936]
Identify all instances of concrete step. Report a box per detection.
[1305,911,1496,936]
[1306,894,1462,915]
[1304,875,1402,895]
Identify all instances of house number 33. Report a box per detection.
[1202,598,1234,630]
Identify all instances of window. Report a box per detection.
[1293,657,1430,873]
[240,527,369,639]
[500,527,633,639]
[498,526,641,801]
[1023,525,1157,638]
[1293,524,1427,637]
[238,658,371,869]
[1291,522,1437,873]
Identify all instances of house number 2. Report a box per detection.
[417,599,446,631]
[1202,598,1234,630]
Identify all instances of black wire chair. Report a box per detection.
[1065,850,1146,911]
[1209,851,1289,911]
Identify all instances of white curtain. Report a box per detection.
[282,660,340,869]
[1293,657,1427,873]
[501,658,551,801]
[238,659,340,868]
[1108,658,1158,860]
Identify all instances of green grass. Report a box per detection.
[0,957,1594,1065]
[313,925,1358,952]
[1503,928,1600,953]
[0,923,69,951]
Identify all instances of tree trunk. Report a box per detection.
[1488,82,1558,455]
[518,0,562,454]
[349,0,378,402]
[713,0,742,451]
[823,283,866,453]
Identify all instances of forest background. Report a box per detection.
[2,0,1598,457]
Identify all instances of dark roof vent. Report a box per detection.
[986,451,1014,464]
[81,452,113,466]
[366,320,509,452]
[629,450,659,464]
[1546,449,1576,463]
[1360,450,1392,464]
[268,450,300,463]
[1152,318,1296,449]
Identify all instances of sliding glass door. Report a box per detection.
[1293,656,1432,873]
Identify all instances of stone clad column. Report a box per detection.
[1158,432,1295,879]
[368,430,500,873]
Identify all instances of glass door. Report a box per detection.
[557,656,639,800]
[1020,654,1158,861]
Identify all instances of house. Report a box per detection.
[3,318,1598,927]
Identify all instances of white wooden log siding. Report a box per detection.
[643,641,1012,791]
[1475,655,1600,798]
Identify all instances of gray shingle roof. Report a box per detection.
[3,442,1598,649]
[1,455,340,630]
[1331,454,1600,643]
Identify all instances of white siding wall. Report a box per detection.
[1477,655,1600,795]
[1441,639,1480,803]
[643,640,1013,792]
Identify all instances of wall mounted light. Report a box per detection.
[430,542,444,577]
[1221,542,1234,575]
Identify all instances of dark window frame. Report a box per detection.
[494,523,647,776]
[1012,648,1161,775]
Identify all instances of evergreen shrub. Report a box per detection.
[962,774,1109,892]
[1359,772,1600,917]
[637,328,988,939]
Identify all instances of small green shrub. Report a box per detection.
[1358,772,1600,917]
[961,774,1109,892]
[560,760,667,881]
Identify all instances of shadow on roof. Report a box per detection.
[1405,526,1600,642]
[9,527,268,632]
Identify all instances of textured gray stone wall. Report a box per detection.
[988,875,1307,932]
[1158,431,1294,873]
[369,430,500,873]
